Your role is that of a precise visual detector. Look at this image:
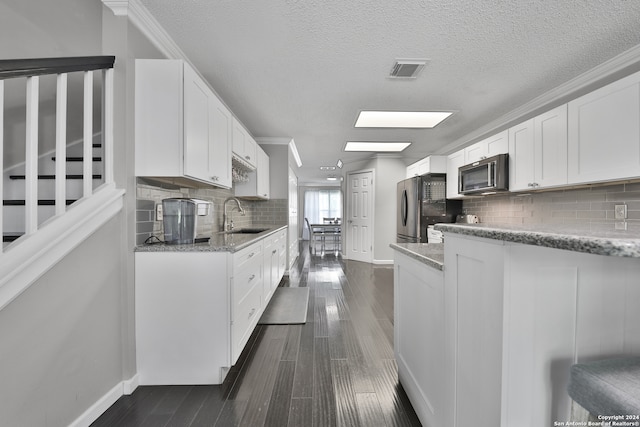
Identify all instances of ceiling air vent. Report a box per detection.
[389,59,429,79]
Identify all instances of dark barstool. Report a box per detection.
[568,357,640,420]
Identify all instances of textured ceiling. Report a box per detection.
[139,0,640,183]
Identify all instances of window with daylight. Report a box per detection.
[303,189,342,239]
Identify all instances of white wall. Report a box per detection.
[342,155,406,263]
[0,216,125,426]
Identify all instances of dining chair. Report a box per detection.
[322,218,341,251]
[305,218,324,253]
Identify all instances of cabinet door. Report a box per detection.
[134,59,183,177]
[394,252,445,427]
[183,64,214,183]
[443,234,504,427]
[508,119,535,192]
[232,119,257,168]
[232,119,247,162]
[209,94,233,188]
[406,162,420,178]
[464,131,508,164]
[568,71,640,184]
[245,134,257,168]
[256,146,270,198]
[534,104,567,188]
[464,142,486,164]
[485,130,509,157]
[446,150,465,199]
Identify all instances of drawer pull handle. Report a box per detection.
[248,308,256,319]
[248,252,255,258]
[272,249,277,254]
[249,274,256,281]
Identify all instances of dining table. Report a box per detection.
[309,222,342,250]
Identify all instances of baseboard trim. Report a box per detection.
[68,382,122,427]
[123,373,140,395]
[68,374,139,427]
[373,259,393,265]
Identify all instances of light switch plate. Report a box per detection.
[614,204,627,219]
[156,204,163,221]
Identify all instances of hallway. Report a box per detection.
[92,245,420,426]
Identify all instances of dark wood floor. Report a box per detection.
[92,243,421,427]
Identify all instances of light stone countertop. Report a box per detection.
[135,224,287,253]
[434,223,640,258]
[389,243,444,270]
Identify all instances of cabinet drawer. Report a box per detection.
[233,242,263,272]
[232,282,262,362]
[233,260,262,304]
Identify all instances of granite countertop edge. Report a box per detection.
[434,223,640,258]
[389,243,444,270]
[135,224,288,253]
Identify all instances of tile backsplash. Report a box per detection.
[136,178,287,245]
[462,181,640,231]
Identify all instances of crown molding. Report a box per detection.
[440,43,640,155]
[101,0,188,61]
[102,0,129,16]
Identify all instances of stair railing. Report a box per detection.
[0,56,115,254]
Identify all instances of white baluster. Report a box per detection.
[55,73,68,216]
[104,68,114,186]
[0,80,4,254]
[25,76,39,235]
[83,70,93,198]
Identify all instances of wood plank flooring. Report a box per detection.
[92,244,421,427]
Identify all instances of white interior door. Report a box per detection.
[346,170,373,263]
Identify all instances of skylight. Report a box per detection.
[354,111,453,128]
[344,141,411,152]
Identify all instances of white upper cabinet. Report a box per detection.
[235,145,270,199]
[464,130,509,164]
[406,155,447,178]
[509,105,568,191]
[568,70,640,184]
[135,59,232,188]
[446,150,465,199]
[232,118,258,168]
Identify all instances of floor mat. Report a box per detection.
[258,287,309,325]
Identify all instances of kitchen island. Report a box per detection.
[391,224,640,427]
[134,225,287,386]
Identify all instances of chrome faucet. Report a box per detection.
[223,197,245,231]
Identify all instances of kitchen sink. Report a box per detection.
[226,228,269,234]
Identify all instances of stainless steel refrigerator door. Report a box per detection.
[397,178,420,241]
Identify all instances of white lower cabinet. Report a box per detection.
[231,242,264,363]
[135,252,230,385]
[262,228,287,305]
[394,251,445,427]
[135,227,287,385]
[438,233,640,427]
[443,235,505,427]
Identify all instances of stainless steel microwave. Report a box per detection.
[458,153,509,195]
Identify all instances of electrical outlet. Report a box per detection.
[156,204,163,221]
[614,204,627,219]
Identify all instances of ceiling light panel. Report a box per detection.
[344,141,411,152]
[355,111,453,128]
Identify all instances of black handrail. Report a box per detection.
[0,56,115,80]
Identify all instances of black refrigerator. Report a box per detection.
[396,173,461,243]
